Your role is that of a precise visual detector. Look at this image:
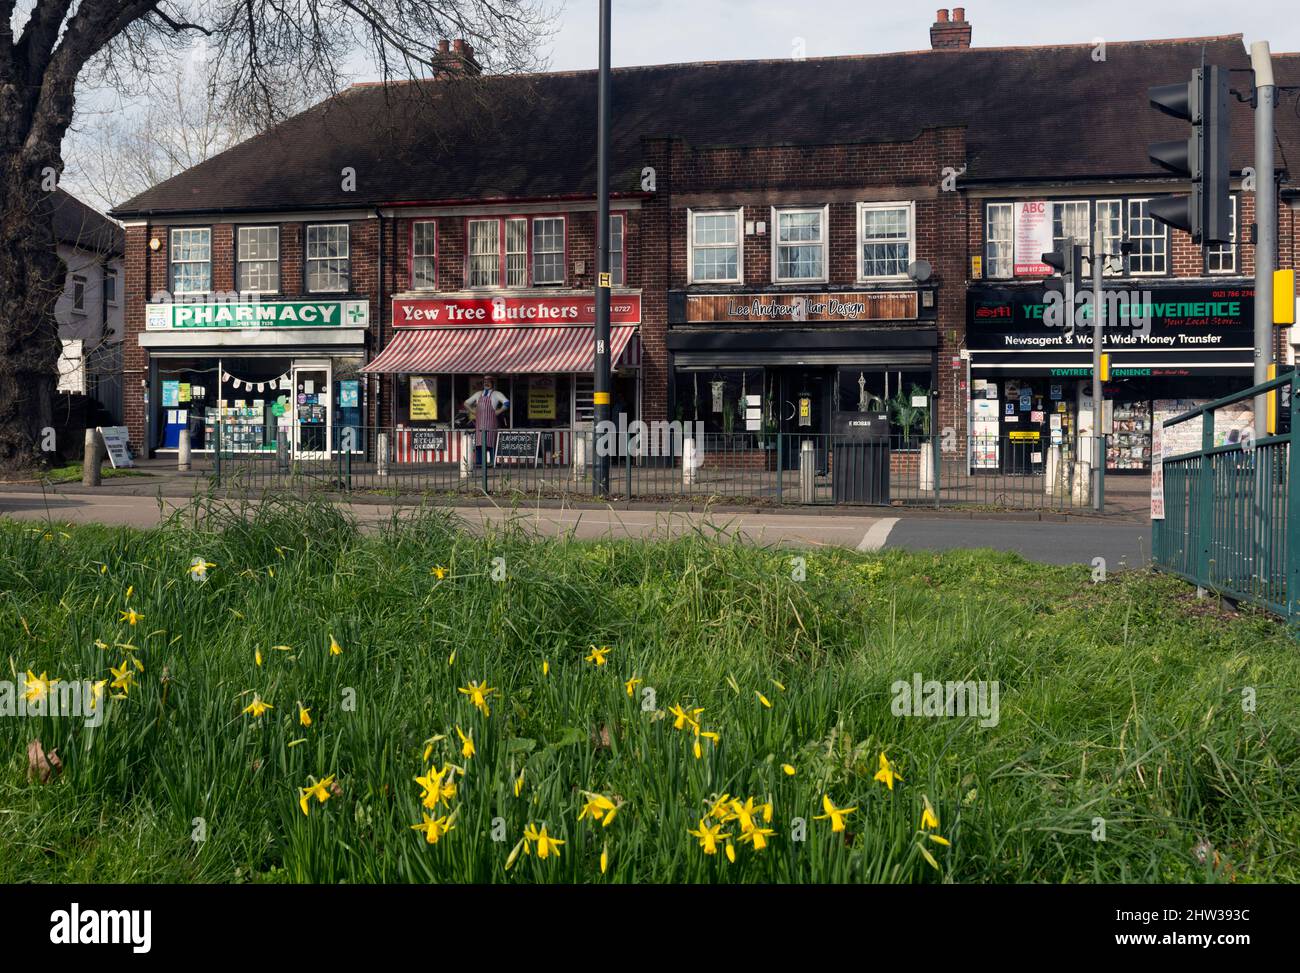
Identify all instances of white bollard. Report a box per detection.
[799,440,816,504]
[460,432,474,479]
[82,428,102,486]
[572,431,587,481]
[918,444,934,492]
[377,432,389,477]
[682,437,698,485]
[177,427,191,472]
[1044,445,1060,496]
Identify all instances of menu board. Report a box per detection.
[410,376,437,420]
[494,430,540,462]
[528,377,557,420]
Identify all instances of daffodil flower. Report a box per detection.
[414,765,457,809]
[242,694,273,718]
[874,751,902,790]
[600,843,609,874]
[329,634,344,656]
[109,662,134,696]
[23,671,53,704]
[447,649,456,666]
[814,794,858,833]
[624,676,641,698]
[119,609,144,626]
[668,703,703,731]
[756,691,772,708]
[431,566,448,580]
[514,767,525,797]
[730,797,762,832]
[736,822,775,851]
[411,812,455,844]
[522,823,565,859]
[687,818,728,855]
[578,792,619,827]
[255,648,263,667]
[542,659,549,677]
[458,679,496,717]
[585,645,611,666]
[706,794,734,821]
[781,763,797,776]
[298,774,336,815]
[456,725,475,760]
[920,796,940,832]
[298,704,312,727]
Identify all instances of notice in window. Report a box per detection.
[1013,201,1053,276]
[410,376,437,421]
[528,377,556,421]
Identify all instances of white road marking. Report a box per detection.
[856,517,898,552]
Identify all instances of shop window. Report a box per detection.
[71,275,86,313]
[531,218,565,285]
[984,203,1013,279]
[1205,195,1237,274]
[397,373,457,427]
[104,269,118,306]
[468,219,500,287]
[237,226,280,293]
[505,218,528,288]
[674,368,764,438]
[609,214,625,285]
[514,374,571,428]
[858,202,912,279]
[837,368,931,445]
[305,224,349,292]
[170,227,211,294]
[772,206,827,283]
[688,209,742,284]
[411,221,437,289]
[154,359,219,451]
[1126,199,1167,275]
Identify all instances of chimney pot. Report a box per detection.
[930,7,972,49]
[953,7,965,21]
[936,8,949,22]
[437,39,450,54]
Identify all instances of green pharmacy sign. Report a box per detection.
[146,300,370,330]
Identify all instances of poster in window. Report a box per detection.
[162,380,180,407]
[528,376,557,420]
[339,380,359,408]
[410,376,437,421]
[1013,201,1053,276]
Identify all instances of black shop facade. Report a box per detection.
[666,287,939,467]
[965,281,1256,474]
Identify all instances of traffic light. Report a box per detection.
[1148,65,1231,244]
[1042,241,1084,327]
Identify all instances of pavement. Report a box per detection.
[0,478,1154,568]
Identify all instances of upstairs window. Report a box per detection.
[984,202,1013,279]
[532,217,565,285]
[609,214,625,285]
[1205,195,1238,274]
[104,268,118,306]
[237,226,280,293]
[689,209,742,283]
[411,221,437,289]
[468,219,500,288]
[858,202,913,279]
[1127,199,1168,275]
[305,224,349,292]
[72,275,86,313]
[772,206,827,283]
[170,227,211,294]
[505,217,528,288]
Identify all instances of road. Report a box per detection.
[0,490,1152,568]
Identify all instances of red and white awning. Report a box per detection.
[362,325,638,375]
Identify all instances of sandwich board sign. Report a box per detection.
[97,426,133,468]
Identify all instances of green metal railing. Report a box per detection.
[1153,371,1298,623]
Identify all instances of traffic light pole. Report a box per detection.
[593,0,612,497]
[1091,226,1104,513]
[1251,41,1275,439]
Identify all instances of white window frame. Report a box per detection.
[531,216,566,286]
[169,227,211,295]
[237,225,280,294]
[305,223,350,293]
[104,268,119,306]
[504,217,529,288]
[857,201,914,281]
[1126,198,1168,276]
[1205,195,1238,274]
[687,207,744,285]
[770,205,829,284]
[71,274,86,313]
[609,214,625,286]
[411,220,437,290]
[984,202,1014,280]
[467,218,500,289]
[1092,199,1124,278]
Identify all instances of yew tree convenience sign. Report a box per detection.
[146,300,370,330]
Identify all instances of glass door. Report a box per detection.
[779,368,830,471]
[292,363,331,458]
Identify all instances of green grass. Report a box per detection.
[37,463,151,484]
[0,496,1296,883]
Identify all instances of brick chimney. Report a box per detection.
[433,37,482,77]
[930,8,973,50]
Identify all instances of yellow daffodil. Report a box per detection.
[188,560,215,580]
[921,796,940,832]
[414,764,457,809]
[706,794,734,821]
[89,679,107,710]
[298,774,336,815]
[585,645,611,666]
[411,812,455,844]
[781,763,796,776]
[578,792,619,827]
[431,566,448,580]
[242,694,273,718]
[736,821,775,851]
[687,818,728,855]
[874,751,902,790]
[125,585,133,600]
[255,648,263,667]
[456,725,475,760]
[514,767,525,797]
[730,797,762,832]
[329,634,343,656]
[668,703,703,731]
[756,691,772,708]
[119,609,144,626]
[109,662,134,696]
[23,671,53,703]
[814,794,858,832]
[94,639,109,650]
[624,676,641,698]
[725,840,736,863]
[448,649,456,666]
[600,843,609,874]
[522,823,565,860]
[457,679,496,717]
[542,659,549,677]
[298,704,312,728]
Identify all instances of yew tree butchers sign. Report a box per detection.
[686,291,918,324]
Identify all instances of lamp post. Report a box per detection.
[593,0,612,496]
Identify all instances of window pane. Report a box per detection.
[506,219,528,287]
[693,213,736,246]
[532,217,564,284]
[412,222,436,288]
[863,207,908,240]
[985,203,1012,278]
[412,222,436,257]
[778,244,823,280]
[693,247,737,281]
[778,211,821,242]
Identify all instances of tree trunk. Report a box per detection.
[0,169,64,473]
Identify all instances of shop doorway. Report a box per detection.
[778,368,830,471]
[292,362,331,458]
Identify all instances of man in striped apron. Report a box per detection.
[464,374,508,467]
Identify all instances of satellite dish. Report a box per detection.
[907,260,932,283]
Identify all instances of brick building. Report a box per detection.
[110,10,1300,483]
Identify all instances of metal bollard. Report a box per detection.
[1044,445,1060,497]
[682,437,698,486]
[799,439,815,504]
[376,432,390,477]
[177,428,191,472]
[82,428,102,486]
[573,431,587,481]
[460,432,473,479]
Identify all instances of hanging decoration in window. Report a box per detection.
[222,369,291,394]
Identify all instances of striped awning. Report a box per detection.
[362,325,639,375]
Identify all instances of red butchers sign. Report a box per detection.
[394,295,641,327]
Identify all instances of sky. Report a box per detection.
[540,0,1300,70]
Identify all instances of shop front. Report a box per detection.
[139,298,370,456]
[966,283,1256,474]
[667,289,938,471]
[364,292,642,465]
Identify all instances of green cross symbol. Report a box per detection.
[347,304,366,323]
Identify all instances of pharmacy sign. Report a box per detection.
[146,300,370,330]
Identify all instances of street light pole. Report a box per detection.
[1250,40,1275,439]
[593,0,612,496]
[1091,225,1105,513]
